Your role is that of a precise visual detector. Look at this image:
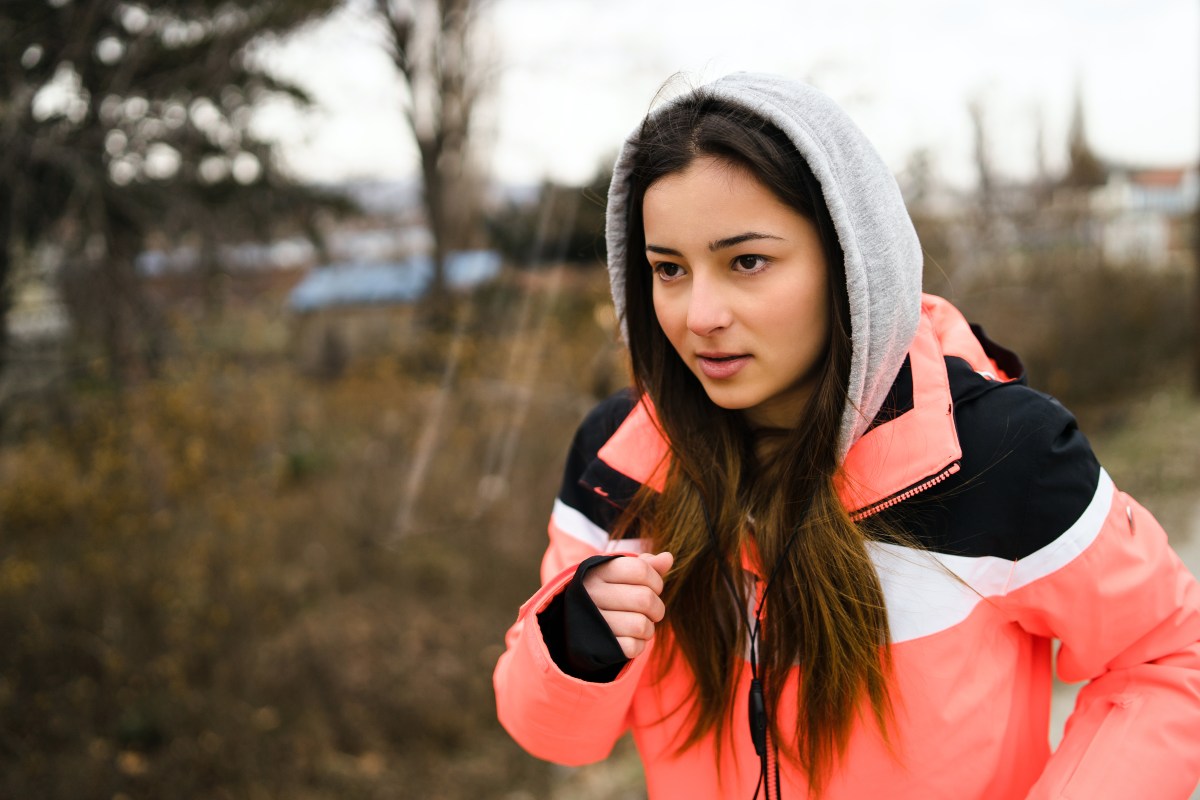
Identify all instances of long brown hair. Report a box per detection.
[615,93,893,794]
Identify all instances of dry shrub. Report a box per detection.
[0,266,626,799]
[6,254,1191,798]
[947,261,1193,423]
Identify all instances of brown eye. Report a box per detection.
[654,262,684,280]
[733,255,768,272]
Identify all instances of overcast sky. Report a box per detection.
[255,0,1199,189]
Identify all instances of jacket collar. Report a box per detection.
[584,295,1013,518]
[836,301,960,518]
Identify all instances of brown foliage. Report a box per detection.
[947,261,1193,425]
[0,268,624,799]
[2,256,1189,798]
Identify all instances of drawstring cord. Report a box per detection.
[701,501,808,800]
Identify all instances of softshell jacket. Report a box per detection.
[493,73,1200,797]
[494,298,1200,798]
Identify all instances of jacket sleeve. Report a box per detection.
[989,409,1200,798]
[492,391,654,766]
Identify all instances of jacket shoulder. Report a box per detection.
[881,358,1101,560]
[571,388,639,463]
[557,389,640,533]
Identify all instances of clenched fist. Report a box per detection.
[583,552,674,659]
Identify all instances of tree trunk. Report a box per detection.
[420,142,451,328]
[100,220,161,386]
[1193,9,1199,396]
[0,185,12,386]
[1193,192,1200,394]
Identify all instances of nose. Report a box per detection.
[686,272,733,336]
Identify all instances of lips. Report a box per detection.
[696,352,751,379]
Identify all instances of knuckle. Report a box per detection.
[585,583,610,609]
[634,586,658,612]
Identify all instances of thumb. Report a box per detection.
[641,551,674,579]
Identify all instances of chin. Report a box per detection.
[699,388,757,413]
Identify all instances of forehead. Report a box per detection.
[642,156,799,236]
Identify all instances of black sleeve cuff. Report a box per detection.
[537,554,630,683]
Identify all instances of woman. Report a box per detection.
[493,73,1200,799]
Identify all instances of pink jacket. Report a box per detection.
[494,297,1200,798]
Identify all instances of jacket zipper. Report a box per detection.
[766,738,780,799]
[848,461,961,522]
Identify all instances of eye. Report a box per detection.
[652,262,686,282]
[732,254,769,273]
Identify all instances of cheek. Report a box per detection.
[794,270,829,327]
[770,279,830,354]
[651,286,680,340]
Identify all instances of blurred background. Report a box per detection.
[1,1,1198,798]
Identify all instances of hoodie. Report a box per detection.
[605,72,924,460]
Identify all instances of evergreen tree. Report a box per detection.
[1062,82,1107,189]
[0,0,341,384]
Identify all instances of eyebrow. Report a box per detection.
[645,231,783,256]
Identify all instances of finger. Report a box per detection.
[598,609,657,642]
[588,556,665,596]
[642,551,674,579]
[585,582,666,621]
[614,635,647,660]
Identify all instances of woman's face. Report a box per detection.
[642,156,831,430]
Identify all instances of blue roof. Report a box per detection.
[288,250,502,312]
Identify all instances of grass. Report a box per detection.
[1085,375,1200,547]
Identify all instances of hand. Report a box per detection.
[583,551,674,659]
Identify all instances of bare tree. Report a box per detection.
[374,0,488,318]
[964,97,1001,274]
[968,98,996,222]
[1194,15,1200,396]
[1194,154,1200,395]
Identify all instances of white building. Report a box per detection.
[1092,167,1198,269]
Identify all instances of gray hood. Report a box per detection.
[605,73,923,461]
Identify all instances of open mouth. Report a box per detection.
[697,354,750,379]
